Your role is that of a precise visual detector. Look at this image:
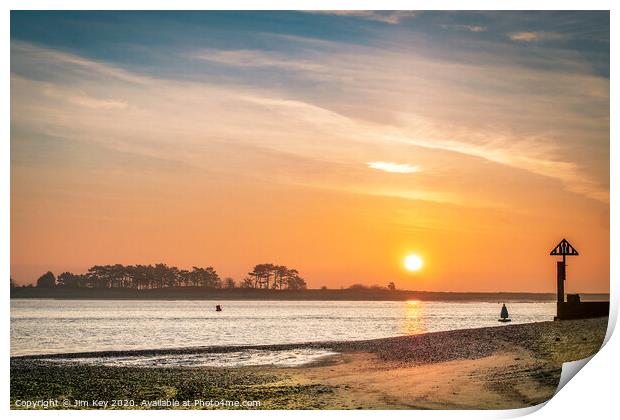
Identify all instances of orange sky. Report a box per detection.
[10,12,610,292]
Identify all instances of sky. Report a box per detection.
[10,11,609,292]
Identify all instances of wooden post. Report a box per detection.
[550,239,578,320]
[557,260,565,304]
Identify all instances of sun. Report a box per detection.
[404,254,423,272]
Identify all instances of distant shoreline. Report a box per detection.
[9,287,609,302]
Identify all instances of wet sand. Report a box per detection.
[10,318,608,409]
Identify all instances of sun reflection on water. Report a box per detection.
[402,300,425,335]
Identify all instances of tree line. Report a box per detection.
[242,263,306,290]
[30,263,306,290]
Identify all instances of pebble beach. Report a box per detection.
[11,317,608,409]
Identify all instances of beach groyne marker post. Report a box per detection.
[550,238,578,314]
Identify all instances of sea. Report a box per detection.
[10,299,557,366]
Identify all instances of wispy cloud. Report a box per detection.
[10,40,609,205]
[308,10,417,24]
[191,49,325,73]
[11,40,150,86]
[43,85,128,110]
[367,161,421,174]
[508,31,565,42]
[442,24,487,33]
[465,25,487,33]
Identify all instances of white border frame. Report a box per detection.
[2,2,617,419]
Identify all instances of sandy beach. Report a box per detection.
[10,317,607,409]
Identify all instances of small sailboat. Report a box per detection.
[498,304,511,322]
[215,305,222,312]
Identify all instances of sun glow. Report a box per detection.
[404,254,424,272]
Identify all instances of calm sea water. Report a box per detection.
[11,299,556,358]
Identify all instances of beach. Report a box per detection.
[10,317,608,409]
